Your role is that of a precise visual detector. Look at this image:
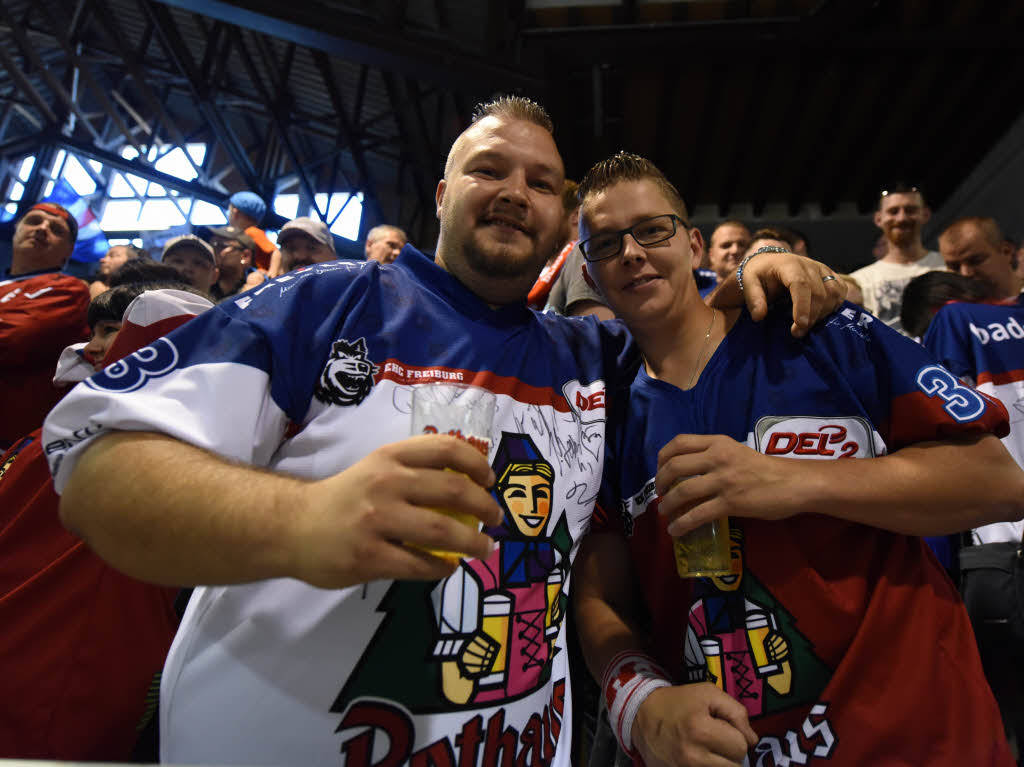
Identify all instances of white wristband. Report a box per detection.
[603,651,672,755]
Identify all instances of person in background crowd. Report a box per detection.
[160,235,219,294]
[573,151,1018,767]
[206,225,266,301]
[849,184,943,334]
[89,243,147,299]
[44,96,839,765]
[227,191,282,277]
[538,180,616,320]
[0,201,90,450]
[900,271,994,340]
[939,217,1020,302]
[278,216,337,272]
[0,284,212,761]
[363,223,407,265]
[923,265,1024,756]
[706,220,752,282]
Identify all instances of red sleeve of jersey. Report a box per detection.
[0,275,90,367]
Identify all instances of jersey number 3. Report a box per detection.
[915,365,985,423]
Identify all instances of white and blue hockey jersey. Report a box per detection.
[44,246,635,767]
[925,295,1024,544]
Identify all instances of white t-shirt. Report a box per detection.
[849,251,944,335]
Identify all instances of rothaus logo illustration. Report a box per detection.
[314,337,380,407]
[754,415,876,459]
[968,316,1024,345]
[85,338,179,393]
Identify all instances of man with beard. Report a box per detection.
[43,97,839,765]
[89,244,147,299]
[0,202,90,449]
[849,184,943,334]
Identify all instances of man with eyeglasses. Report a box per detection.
[849,184,944,334]
[572,153,1019,767]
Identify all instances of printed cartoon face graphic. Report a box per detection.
[709,531,744,592]
[314,337,379,407]
[500,469,553,537]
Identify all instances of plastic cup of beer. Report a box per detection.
[673,517,732,578]
[410,383,496,563]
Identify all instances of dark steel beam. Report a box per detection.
[0,45,58,126]
[140,0,264,193]
[311,50,385,224]
[31,0,146,157]
[0,4,102,142]
[55,132,230,205]
[382,72,436,216]
[148,0,541,93]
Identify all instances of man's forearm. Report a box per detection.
[660,432,1024,538]
[794,433,1024,535]
[60,430,306,587]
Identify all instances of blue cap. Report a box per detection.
[228,191,266,223]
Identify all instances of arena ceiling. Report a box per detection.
[0,0,1021,254]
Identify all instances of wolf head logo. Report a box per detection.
[314,337,379,407]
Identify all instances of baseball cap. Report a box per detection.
[28,202,79,242]
[161,234,216,265]
[228,191,267,223]
[206,225,257,251]
[278,217,336,255]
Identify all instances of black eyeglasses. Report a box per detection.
[580,214,688,263]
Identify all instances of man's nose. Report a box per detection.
[498,170,529,206]
[620,233,648,263]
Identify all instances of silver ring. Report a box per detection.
[822,275,837,283]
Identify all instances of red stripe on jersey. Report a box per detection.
[375,360,574,412]
[884,389,1009,448]
[978,367,1024,387]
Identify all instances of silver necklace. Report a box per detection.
[686,308,717,389]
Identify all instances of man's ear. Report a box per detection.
[688,227,705,271]
[241,249,253,267]
[435,179,446,220]
[873,210,883,228]
[920,206,932,225]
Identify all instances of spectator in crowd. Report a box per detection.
[746,227,795,254]
[706,220,751,282]
[538,180,615,319]
[363,223,407,265]
[277,216,337,272]
[900,271,994,340]
[0,201,90,449]
[849,184,943,334]
[206,225,266,301]
[0,284,212,761]
[160,235,219,294]
[573,152,1019,767]
[89,243,147,299]
[939,217,1020,301]
[781,226,810,258]
[105,259,183,289]
[44,96,838,765]
[227,191,282,277]
[922,267,1024,755]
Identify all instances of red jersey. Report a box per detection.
[0,431,180,759]
[0,270,90,447]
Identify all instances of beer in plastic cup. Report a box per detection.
[410,383,496,563]
[673,517,732,578]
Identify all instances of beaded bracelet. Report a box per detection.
[736,245,790,293]
[602,650,672,756]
